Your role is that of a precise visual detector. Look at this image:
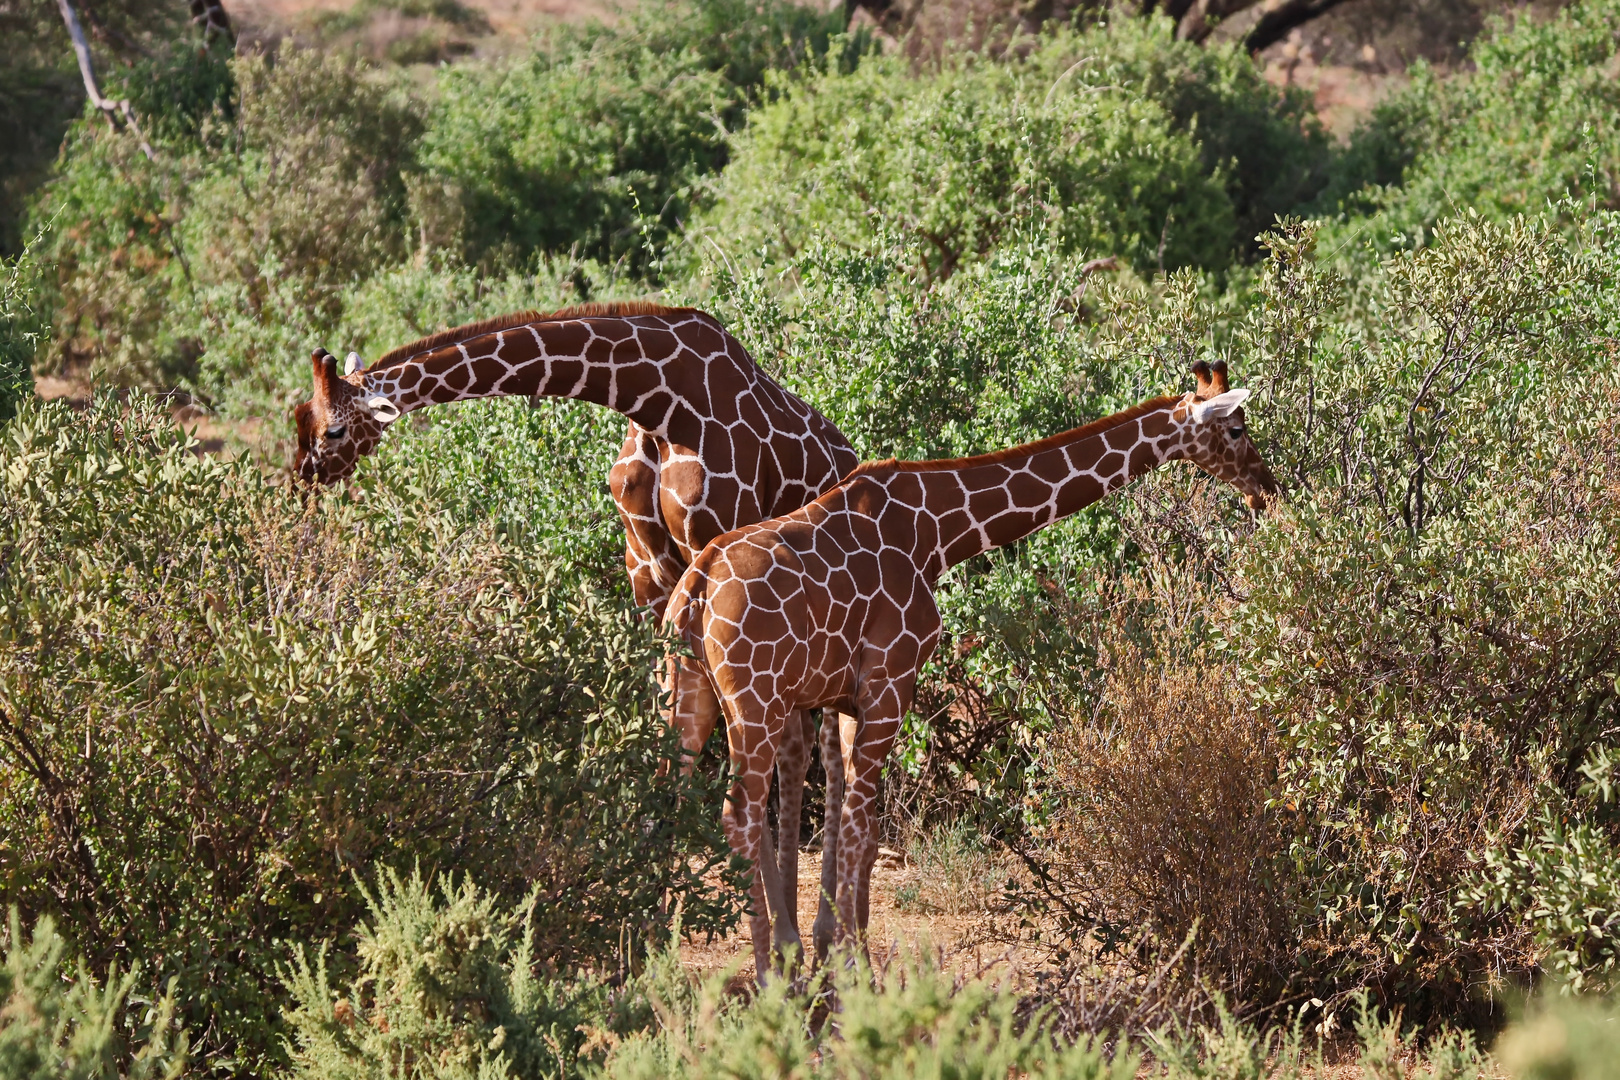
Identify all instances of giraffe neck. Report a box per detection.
[357,313,708,436]
[890,396,1187,579]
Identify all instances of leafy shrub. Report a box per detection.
[712,234,1149,463]
[1469,744,1620,993]
[0,395,739,1074]
[415,36,732,271]
[605,951,1138,1080]
[705,35,1232,281]
[103,40,236,147]
[1324,0,1620,254]
[1307,75,1438,219]
[30,125,193,387]
[1225,213,1620,1014]
[0,228,45,423]
[705,17,1329,281]
[0,0,197,257]
[281,869,630,1080]
[1495,988,1620,1080]
[938,210,1620,1019]
[1074,16,1331,262]
[0,908,188,1080]
[31,45,422,400]
[415,0,848,271]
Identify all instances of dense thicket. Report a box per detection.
[4,0,1620,1075]
[0,395,739,1073]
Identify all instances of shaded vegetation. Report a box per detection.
[0,395,740,1073]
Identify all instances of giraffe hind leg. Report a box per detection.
[812,710,852,962]
[773,710,814,940]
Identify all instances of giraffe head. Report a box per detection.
[1171,359,1280,511]
[292,347,400,485]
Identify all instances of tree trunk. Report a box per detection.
[189,0,235,42]
[1199,0,1357,52]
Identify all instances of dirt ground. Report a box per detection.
[679,846,1014,981]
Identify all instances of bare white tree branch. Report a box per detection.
[56,0,156,160]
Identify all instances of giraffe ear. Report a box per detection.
[1191,388,1249,424]
[366,396,401,424]
[344,352,363,376]
[312,348,339,400]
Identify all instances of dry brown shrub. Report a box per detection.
[1045,636,1291,1002]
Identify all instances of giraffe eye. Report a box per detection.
[1229,425,1245,440]
[325,425,347,441]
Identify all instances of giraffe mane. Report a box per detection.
[851,395,1184,476]
[369,301,699,370]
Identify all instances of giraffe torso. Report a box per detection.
[580,314,855,613]
[668,472,946,728]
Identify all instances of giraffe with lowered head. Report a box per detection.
[292,303,860,928]
[665,359,1280,980]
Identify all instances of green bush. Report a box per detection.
[281,870,630,1080]
[31,45,422,400]
[415,36,733,272]
[0,227,45,422]
[0,394,739,1075]
[705,35,1232,281]
[940,211,1620,1016]
[415,0,848,271]
[1224,212,1620,1012]
[605,952,1137,1080]
[1074,16,1330,262]
[712,236,1117,463]
[0,0,197,257]
[704,17,1328,281]
[0,908,187,1080]
[1496,989,1620,1080]
[1324,0,1620,254]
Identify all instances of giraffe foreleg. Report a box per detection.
[664,654,722,772]
[721,768,778,983]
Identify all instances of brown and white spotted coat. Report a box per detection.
[666,360,1280,981]
[293,303,860,926]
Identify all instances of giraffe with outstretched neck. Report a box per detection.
[292,302,859,929]
[665,359,1280,980]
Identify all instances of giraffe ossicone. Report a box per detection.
[666,359,1281,982]
[293,303,861,953]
